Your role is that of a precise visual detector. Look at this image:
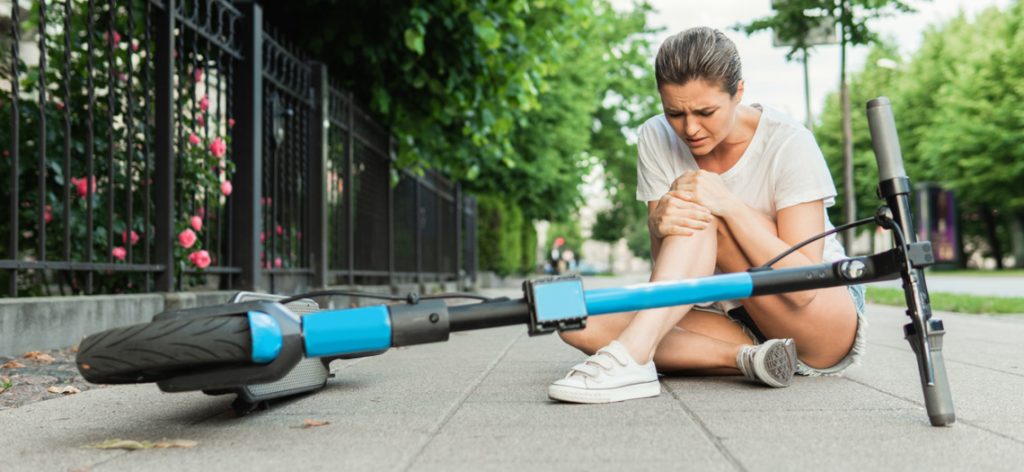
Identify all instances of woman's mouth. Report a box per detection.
[686,136,707,146]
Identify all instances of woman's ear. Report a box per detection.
[734,79,745,103]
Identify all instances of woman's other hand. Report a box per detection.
[670,170,740,216]
[648,191,713,239]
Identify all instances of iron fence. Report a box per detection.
[1,0,477,297]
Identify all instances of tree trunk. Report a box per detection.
[1009,211,1024,268]
[981,206,1005,269]
[607,242,616,275]
[839,2,856,255]
[956,211,968,269]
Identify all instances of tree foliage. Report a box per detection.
[266,0,657,222]
[736,0,915,58]
[813,2,1024,265]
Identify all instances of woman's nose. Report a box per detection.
[685,119,702,137]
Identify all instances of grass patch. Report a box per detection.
[929,268,1024,277]
[866,287,1024,315]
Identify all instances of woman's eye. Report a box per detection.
[698,111,714,117]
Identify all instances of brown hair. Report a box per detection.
[655,27,743,96]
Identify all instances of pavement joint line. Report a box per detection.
[866,341,1024,379]
[395,330,524,472]
[841,376,1024,446]
[664,381,748,472]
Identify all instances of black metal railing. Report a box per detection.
[1,0,477,297]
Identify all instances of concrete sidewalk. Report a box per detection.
[3,283,1024,471]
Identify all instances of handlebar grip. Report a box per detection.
[866,97,908,181]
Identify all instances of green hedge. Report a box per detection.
[477,195,523,277]
[520,221,537,274]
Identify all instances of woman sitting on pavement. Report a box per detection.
[548,26,867,404]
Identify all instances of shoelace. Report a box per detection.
[568,347,628,378]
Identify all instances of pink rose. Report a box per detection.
[188,133,200,146]
[190,216,203,232]
[189,250,211,269]
[276,224,283,236]
[54,102,65,111]
[70,176,96,197]
[44,205,53,224]
[194,67,203,83]
[105,30,121,46]
[131,40,139,52]
[178,228,197,248]
[196,113,205,126]
[260,231,265,243]
[220,180,233,196]
[229,118,236,128]
[111,246,127,261]
[274,257,283,268]
[199,96,209,112]
[121,230,140,246]
[210,137,226,158]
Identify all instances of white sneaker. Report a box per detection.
[548,340,660,403]
[735,338,798,388]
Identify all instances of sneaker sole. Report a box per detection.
[548,380,661,404]
[755,339,798,388]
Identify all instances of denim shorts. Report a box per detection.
[698,284,867,376]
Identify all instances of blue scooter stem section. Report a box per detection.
[303,305,392,358]
[584,272,754,315]
[248,311,283,364]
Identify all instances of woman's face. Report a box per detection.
[658,79,743,157]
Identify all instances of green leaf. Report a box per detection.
[475,23,501,50]
[403,28,425,56]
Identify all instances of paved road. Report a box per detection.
[3,276,1024,471]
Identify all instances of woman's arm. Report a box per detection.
[720,199,827,308]
[673,169,828,308]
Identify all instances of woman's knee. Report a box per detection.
[559,328,615,355]
[558,316,627,354]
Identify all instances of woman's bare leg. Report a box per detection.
[559,221,755,372]
[560,308,752,371]
[614,225,718,363]
[715,220,858,368]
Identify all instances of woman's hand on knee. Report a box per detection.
[649,191,713,239]
[671,170,741,217]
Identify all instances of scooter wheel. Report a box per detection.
[76,316,252,384]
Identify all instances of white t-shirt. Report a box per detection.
[636,104,847,265]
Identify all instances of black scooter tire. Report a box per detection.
[76,316,252,384]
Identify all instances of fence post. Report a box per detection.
[470,197,478,286]
[415,180,423,286]
[309,63,329,288]
[346,92,355,287]
[154,0,176,292]
[231,1,263,290]
[388,137,396,287]
[455,182,462,285]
